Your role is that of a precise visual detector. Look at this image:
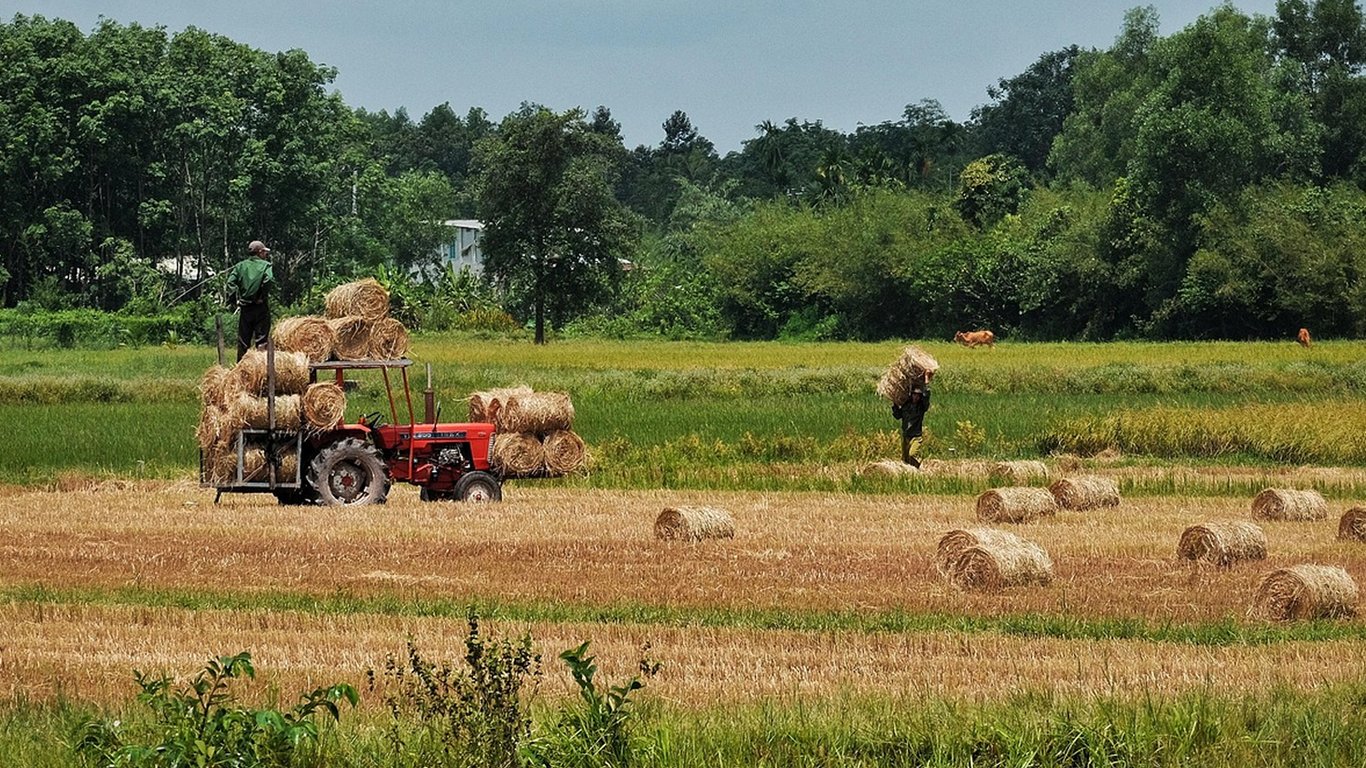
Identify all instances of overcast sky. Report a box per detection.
[13,1,1281,153]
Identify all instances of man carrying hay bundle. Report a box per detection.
[226,240,275,361]
[878,346,938,468]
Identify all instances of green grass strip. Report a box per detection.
[6,583,1365,647]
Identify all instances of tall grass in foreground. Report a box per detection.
[8,686,1366,767]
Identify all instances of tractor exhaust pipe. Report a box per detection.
[423,363,435,423]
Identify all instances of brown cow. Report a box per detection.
[1297,327,1312,348]
[954,330,996,348]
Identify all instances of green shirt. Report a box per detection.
[227,257,274,303]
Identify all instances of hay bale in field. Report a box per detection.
[875,345,940,406]
[468,385,534,423]
[200,365,229,408]
[1049,475,1121,511]
[324,278,390,322]
[226,393,303,432]
[936,527,1053,590]
[1339,507,1366,542]
[1252,488,1329,521]
[367,316,410,359]
[327,316,370,361]
[491,432,545,477]
[989,460,1050,485]
[543,429,587,475]
[302,383,347,429]
[195,405,229,450]
[655,506,736,541]
[271,316,337,363]
[1177,521,1268,567]
[498,391,574,433]
[860,459,920,477]
[229,349,310,397]
[976,487,1058,523]
[1252,564,1358,621]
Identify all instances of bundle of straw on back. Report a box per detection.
[271,316,337,363]
[498,392,575,433]
[1049,475,1121,511]
[491,432,545,477]
[226,393,303,432]
[229,350,310,397]
[200,365,229,408]
[468,386,533,423]
[195,405,229,450]
[655,506,736,541]
[367,317,410,359]
[976,487,1058,523]
[875,345,940,406]
[1339,508,1366,542]
[1177,521,1267,567]
[1252,564,1358,621]
[543,430,587,475]
[327,316,370,361]
[989,460,1049,486]
[302,383,347,429]
[860,459,919,477]
[325,278,390,322]
[936,527,1053,590]
[1251,488,1329,521]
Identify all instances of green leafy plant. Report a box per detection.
[74,651,357,768]
[533,642,660,768]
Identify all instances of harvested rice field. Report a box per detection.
[3,475,1364,710]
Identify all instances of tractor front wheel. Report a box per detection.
[454,471,502,503]
[307,437,391,507]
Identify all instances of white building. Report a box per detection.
[434,219,485,275]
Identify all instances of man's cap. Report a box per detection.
[248,240,270,254]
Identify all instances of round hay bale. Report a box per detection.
[655,506,736,541]
[367,317,410,360]
[498,392,575,433]
[302,383,347,429]
[543,429,587,475]
[207,446,238,485]
[195,405,229,450]
[1252,564,1358,621]
[1339,507,1366,542]
[1177,521,1268,567]
[226,393,303,432]
[271,316,337,363]
[200,365,229,408]
[241,446,268,482]
[469,385,534,423]
[876,345,940,406]
[1049,475,1121,511]
[490,432,545,477]
[277,449,299,482]
[976,487,1058,524]
[1252,488,1329,521]
[230,350,310,397]
[989,460,1050,485]
[325,278,390,322]
[937,528,1053,590]
[327,316,370,361]
[860,459,919,477]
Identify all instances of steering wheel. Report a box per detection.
[362,411,387,429]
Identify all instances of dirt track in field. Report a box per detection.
[1,481,1364,705]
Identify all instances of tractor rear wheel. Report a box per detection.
[307,437,391,507]
[454,471,502,503]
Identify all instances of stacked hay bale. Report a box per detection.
[197,349,314,486]
[936,527,1053,590]
[477,388,586,477]
[321,278,410,360]
[1177,521,1267,567]
[876,345,939,406]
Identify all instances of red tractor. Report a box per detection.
[203,353,502,506]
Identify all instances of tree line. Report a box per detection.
[4,2,1366,343]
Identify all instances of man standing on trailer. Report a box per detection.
[227,239,275,361]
